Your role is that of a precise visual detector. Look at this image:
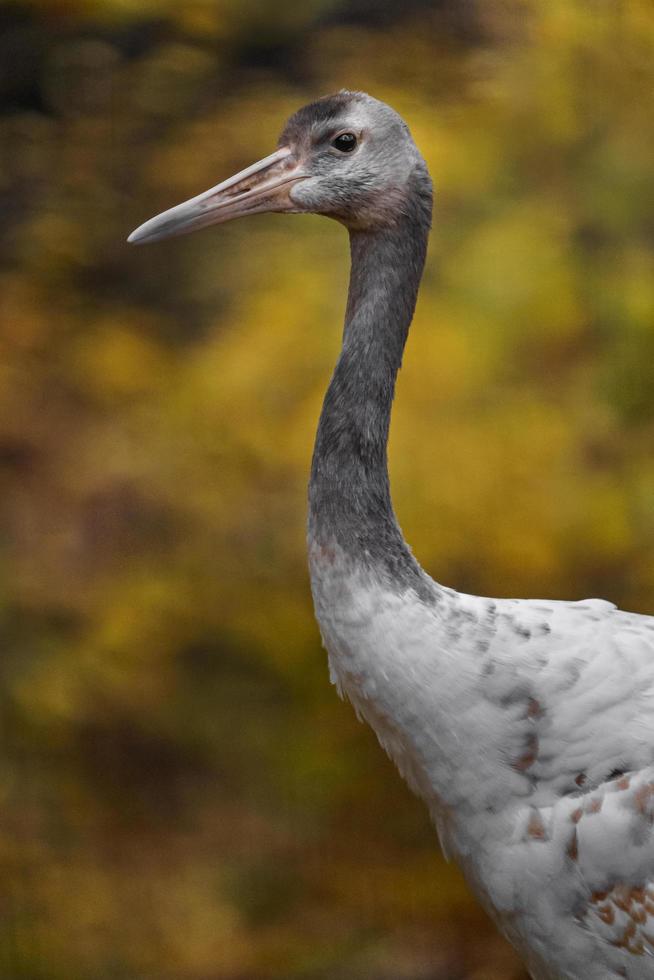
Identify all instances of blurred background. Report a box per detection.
[1,0,653,977]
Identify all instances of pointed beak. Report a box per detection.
[128,146,307,245]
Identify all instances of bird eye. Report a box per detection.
[331,133,357,153]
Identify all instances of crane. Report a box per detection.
[129,91,654,980]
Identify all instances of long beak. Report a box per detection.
[128,147,306,245]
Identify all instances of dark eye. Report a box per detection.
[331,132,357,153]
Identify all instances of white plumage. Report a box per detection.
[312,547,654,979]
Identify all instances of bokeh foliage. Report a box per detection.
[1,0,653,977]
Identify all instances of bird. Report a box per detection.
[129,91,654,980]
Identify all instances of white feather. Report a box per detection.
[310,544,654,979]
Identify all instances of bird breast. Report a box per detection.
[309,542,654,980]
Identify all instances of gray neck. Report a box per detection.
[308,166,435,596]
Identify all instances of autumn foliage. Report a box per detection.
[2,1,654,977]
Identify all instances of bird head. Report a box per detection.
[128,91,430,244]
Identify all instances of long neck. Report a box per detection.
[308,170,434,595]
